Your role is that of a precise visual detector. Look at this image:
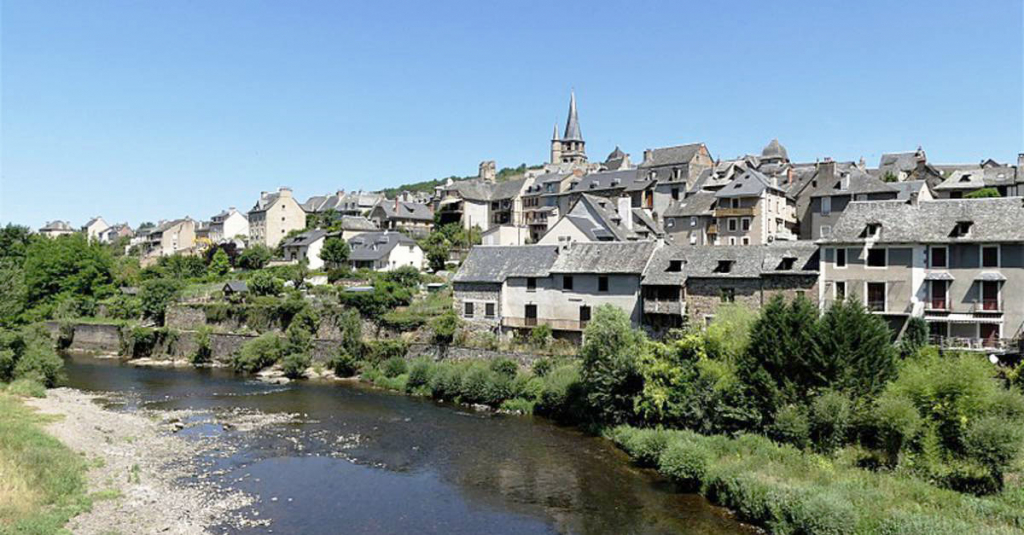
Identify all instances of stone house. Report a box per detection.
[932,163,1021,199]
[82,217,110,242]
[280,229,332,270]
[335,216,379,239]
[247,187,307,249]
[98,223,133,244]
[209,208,249,243]
[636,142,715,215]
[640,242,819,332]
[522,171,573,242]
[434,174,534,231]
[537,193,661,245]
[38,220,75,238]
[454,242,660,341]
[346,231,424,271]
[819,197,1024,351]
[712,168,797,245]
[663,191,718,246]
[872,148,945,189]
[145,218,196,257]
[369,199,434,237]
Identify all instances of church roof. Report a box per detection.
[562,92,583,141]
[761,139,788,161]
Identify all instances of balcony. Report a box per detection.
[643,300,685,316]
[707,224,718,234]
[714,207,755,218]
[925,297,950,311]
[929,336,1015,352]
[972,299,1002,313]
[502,317,586,331]
[867,300,886,313]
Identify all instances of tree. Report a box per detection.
[430,310,460,346]
[157,254,206,279]
[965,188,1000,199]
[815,298,898,399]
[319,237,350,268]
[426,244,449,272]
[0,224,34,261]
[247,271,282,297]
[208,249,231,277]
[579,305,646,425]
[237,244,272,270]
[380,265,421,289]
[23,233,114,306]
[0,259,27,327]
[138,278,182,325]
[900,316,928,357]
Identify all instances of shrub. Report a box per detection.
[618,427,672,468]
[489,357,518,379]
[233,333,285,373]
[362,339,407,364]
[138,278,182,325]
[281,352,311,379]
[123,326,157,358]
[866,394,922,466]
[191,326,213,366]
[7,378,47,398]
[247,271,282,297]
[534,362,584,421]
[579,305,645,424]
[381,356,408,378]
[531,357,553,377]
[498,398,535,415]
[771,404,810,450]
[56,321,75,350]
[328,349,359,377]
[237,244,272,270]
[405,358,436,393]
[658,436,711,490]
[530,324,552,348]
[380,265,421,289]
[429,310,460,345]
[429,362,467,400]
[808,391,852,454]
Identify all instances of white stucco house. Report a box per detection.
[347,231,424,271]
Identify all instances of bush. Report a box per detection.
[658,436,711,490]
[429,362,467,400]
[281,352,311,379]
[233,333,285,373]
[429,310,460,345]
[237,244,272,270]
[362,339,407,364]
[530,324,552,348]
[328,349,359,377]
[122,326,158,358]
[534,362,584,421]
[7,378,47,398]
[808,391,852,455]
[866,394,922,466]
[247,271,282,297]
[771,405,810,450]
[579,305,645,425]
[405,358,436,393]
[616,427,672,468]
[489,357,518,379]
[498,398,535,414]
[381,356,408,378]
[380,265,421,289]
[191,326,213,366]
[138,278,182,325]
[531,357,553,377]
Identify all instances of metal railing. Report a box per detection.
[929,336,1013,352]
[502,317,587,331]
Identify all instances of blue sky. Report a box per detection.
[2,0,1022,228]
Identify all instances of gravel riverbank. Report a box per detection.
[26,388,255,535]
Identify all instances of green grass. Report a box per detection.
[608,426,1024,535]
[4,380,47,398]
[179,281,224,301]
[0,393,92,534]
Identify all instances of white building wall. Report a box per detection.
[502,273,643,326]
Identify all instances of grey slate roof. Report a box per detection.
[453,245,559,283]
[374,200,434,221]
[715,168,780,199]
[339,216,378,231]
[550,241,658,274]
[664,191,717,218]
[562,92,583,141]
[347,231,419,261]
[223,281,248,293]
[807,167,898,198]
[889,180,929,201]
[565,169,638,194]
[281,229,330,248]
[761,139,789,161]
[934,167,1018,190]
[450,177,530,202]
[821,198,1024,244]
[641,242,819,283]
[639,143,705,168]
[40,220,73,231]
[878,151,920,174]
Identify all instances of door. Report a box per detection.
[579,305,591,328]
[980,323,1000,348]
[981,281,1000,311]
[930,281,947,310]
[867,282,886,312]
[525,304,537,327]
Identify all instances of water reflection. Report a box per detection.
[64,355,745,534]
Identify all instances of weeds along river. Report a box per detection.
[64,354,747,535]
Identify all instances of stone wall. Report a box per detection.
[164,305,209,330]
[404,343,543,368]
[44,322,122,353]
[762,275,819,306]
[686,278,763,325]
[453,282,501,328]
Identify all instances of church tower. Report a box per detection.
[549,91,587,165]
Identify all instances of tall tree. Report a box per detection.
[319,237,350,268]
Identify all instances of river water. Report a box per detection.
[64,355,746,534]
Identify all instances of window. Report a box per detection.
[714,260,733,273]
[667,260,683,272]
[728,218,738,232]
[867,248,886,267]
[563,275,573,290]
[741,237,749,245]
[778,257,795,270]
[821,196,832,215]
[741,218,751,231]
[524,304,537,326]
[671,188,680,200]
[952,221,973,237]
[579,305,591,325]
[865,223,881,237]
[820,225,832,238]
[835,281,846,299]
[598,276,609,292]
[731,198,741,208]
[982,245,1000,268]
[729,237,736,245]
[666,219,675,228]
[929,246,948,268]
[464,302,474,318]
[866,282,886,312]
[527,277,537,291]
[720,288,735,302]
[485,302,495,318]
[690,217,697,227]
[836,248,847,268]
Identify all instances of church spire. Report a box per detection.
[563,91,582,141]
[552,122,560,141]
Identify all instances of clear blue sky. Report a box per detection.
[2,0,1022,228]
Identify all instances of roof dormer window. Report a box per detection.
[714,260,734,273]
[865,223,881,238]
[778,257,796,271]
[667,260,683,272]
[951,220,973,238]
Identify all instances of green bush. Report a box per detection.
[429,310,460,345]
[247,271,282,297]
[531,357,553,377]
[808,391,852,454]
[328,349,359,377]
[489,357,518,379]
[530,324,552,348]
[0,325,64,387]
[534,362,583,421]
[658,436,711,490]
[579,305,645,424]
[866,394,922,466]
[381,356,408,378]
[771,404,810,450]
[498,398,535,414]
[616,427,673,468]
[191,326,213,366]
[429,362,467,400]
[281,352,311,379]
[362,339,407,364]
[138,278,182,325]
[232,333,285,373]
[7,378,47,398]
[405,358,436,393]
[122,326,157,358]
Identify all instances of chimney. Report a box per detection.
[479,160,496,182]
[279,187,293,198]
[1018,153,1024,168]
[394,198,399,211]
[643,149,653,163]
[617,196,633,230]
[908,191,920,206]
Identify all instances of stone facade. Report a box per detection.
[453,282,502,328]
[684,275,818,326]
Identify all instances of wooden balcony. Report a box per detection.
[643,300,685,316]
[502,317,587,331]
[714,207,755,218]
[707,224,718,234]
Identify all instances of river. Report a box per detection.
[64,355,747,534]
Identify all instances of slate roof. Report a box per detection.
[450,177,530,202]
[807,167,898,198]
[664,191,717,217]
[250,192,281,213]
[641,242,819,283]
[453,245,559,283]
[563,92,582,141]
[223,281,248,293]
[339,216,378,231]
[151,218,190,234]
[550,241,658,274]
[347,231,419,261]
[374,200,433,221]
[889,180,929,201]
[639,143,706,168]
[761,139,789,161]
[281,229,330,248]
[821,198,1024,244]
[40,220,72,231]
[715,168,780,199]
[934,167,1018,190]
[564,169,638,194]
[878,151,921,174]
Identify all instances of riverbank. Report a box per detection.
[21,388,254,535]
